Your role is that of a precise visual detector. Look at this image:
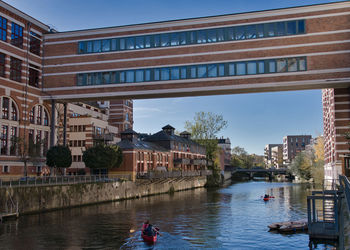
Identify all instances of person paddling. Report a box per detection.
[142,220,160,236]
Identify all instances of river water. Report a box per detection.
[0,181,337,249]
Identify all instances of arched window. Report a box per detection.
[30,105,50,126]
[43,109,49,126]
[0,96,19,121]
[29,107,35,123]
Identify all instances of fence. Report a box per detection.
[0,174,131,188]
[340,175,350,211]
[137,170,212,179]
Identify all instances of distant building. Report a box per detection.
[115,125,207,180]
[218,137,231,169]
[264,144,282,167]
[283,135,312,165]
[271,145,283,169]
[63,103,119,175]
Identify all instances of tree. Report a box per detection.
[12,136,43,176]
[46,145,72,174]
[231,146,254,169]
[185,111,228,162]
[82,144,123,170]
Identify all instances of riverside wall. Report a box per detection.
[0,176,207,215]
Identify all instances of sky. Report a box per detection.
[4,0,340,155]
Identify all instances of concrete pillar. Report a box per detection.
[50,99,55,147]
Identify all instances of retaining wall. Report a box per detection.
[0,176,207,214]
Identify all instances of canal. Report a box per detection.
[0,181,337,249]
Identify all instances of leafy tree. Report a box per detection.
[82,144,123,170]
[231,146,254,169]
[46,145,72,172]
[185,111,228,162]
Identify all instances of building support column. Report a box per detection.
[50,99,56,147]
[63,103,67,146]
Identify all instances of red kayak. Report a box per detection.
[263,196,275,201]
[141,231,157,243]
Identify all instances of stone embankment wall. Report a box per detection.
[0,177,207,214]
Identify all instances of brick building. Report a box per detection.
[283,135,312,165]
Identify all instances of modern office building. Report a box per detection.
[264,144,282,166]
[283,135,312,165]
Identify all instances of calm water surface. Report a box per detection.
[0,181,337,249]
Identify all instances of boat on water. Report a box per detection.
[268,220,308,233]
[263,195,275,201]
[141,231,157,243]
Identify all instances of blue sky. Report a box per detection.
[5,0,339,155]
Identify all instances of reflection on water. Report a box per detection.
[0,181,337,249]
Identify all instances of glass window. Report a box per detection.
[119,38,125,50]
[87,41,93,53]
[287,21,297,35]
[102,40,110,52]
[154,35,161,47]
[86,73,93,85]
[30,32,41,56]
[171,33,179,46]
[265,23,275,37]
[78,42,85,53]
[246,25,256,39]
[218,64,225,76]
[111,39,118,50]
[161,33,170,47]
[1,125,8,155]
[256,24,264,38]
[298,20,305,33]
[0,16,7,42]
[190,66,196,78]
[217,29,224,41]
[93,40,101,52]
[0,53,5,77]
[10,57,21,82]
[11,101,17,121]
[111,72,117,83]
[179,32,186,45]
[126,37,135,50]
[277,59,287,72]
[94,73,102,84]
[207,29,217,43]
[227,27,235,40]
[228,63,235,75]
[258,61,265,73]
[237,62,246,75]
[189,31,196,44]
[102,72,110,83]
[154,69,160,80]
[247,61,257,74]
[268,60,276,73]
[119,71,125,83]
[235,26,245,40]
[161,68,170,80]
[145,69,151,81]
[2,97,9,119]
[197,30,206,43]
[208,64,217,77]
[180,67,187,79]
[135,69,144,82]
[36,105,42,125]
[276,22,285,36]
[135,36,144,49]
[171,67,180,80]
[126,70,134,82]
[11,22,23,48]
[29,66,39,87]
[287,58,298,72]
[198,65,207,78]
[298,57,306,71]
[145,36,151,48]
[77,74,84,86]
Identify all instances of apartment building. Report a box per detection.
[218,137,232,169]
[271,145,283,169]
[264,144,282,167]
[283,135,312,165]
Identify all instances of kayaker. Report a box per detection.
[142,220,158,236]
[264,194,269,199]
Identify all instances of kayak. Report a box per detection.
[263,196,275,201]
[141,231,157,243]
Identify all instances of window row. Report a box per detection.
[78,20,305,54]
[0,52,40,86]
[77,57,307,86]
[70,125,86,132]
[69,140,86,147]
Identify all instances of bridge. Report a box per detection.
[228,168,291,180]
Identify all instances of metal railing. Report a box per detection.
[0,174,131,188]
[137,170,212,179]
[339,175,350,211]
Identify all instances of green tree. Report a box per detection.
[46,145,72,174]
[185,111,228,162]
[231,146,254,169]
[82,144,123,170]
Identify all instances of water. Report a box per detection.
[0,181,337,249]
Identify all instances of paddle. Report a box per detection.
[154,227,162,236]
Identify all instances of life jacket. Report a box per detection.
[145,224,154,236]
